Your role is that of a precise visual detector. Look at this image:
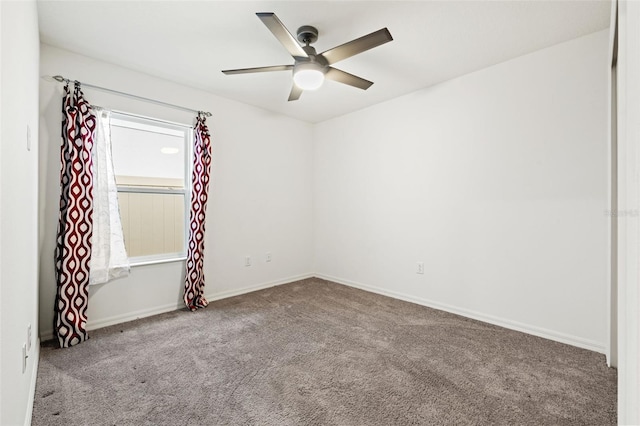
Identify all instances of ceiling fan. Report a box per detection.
[222,13,393,101]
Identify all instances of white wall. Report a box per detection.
[615,0,640,422]
[1,1,40,425]
[606,0,618,370]
[314,30,609,352]
[39,45,314,340]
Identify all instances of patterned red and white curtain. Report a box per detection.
[54,82,96,347]
[184,114,212,311]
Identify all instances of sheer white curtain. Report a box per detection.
[89,108,130,285]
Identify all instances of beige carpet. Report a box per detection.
[32,278,616,425]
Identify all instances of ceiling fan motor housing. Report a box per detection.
[297,25,319,44]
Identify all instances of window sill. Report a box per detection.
[129,256,187,268]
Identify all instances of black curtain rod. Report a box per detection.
[52,75,212,117]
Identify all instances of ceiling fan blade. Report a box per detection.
[320,28,393,65]
[325,67,373,90]
[256,12,308,60]
[288,84,303,101]
[222,65,293,75]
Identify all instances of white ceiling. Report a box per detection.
[37,0,611,124]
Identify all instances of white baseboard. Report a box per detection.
[39,301,183,342]
[24,338,40,426]
[315,273,606,354]
[39,272,603,355]
[40,273,315,342]
[205,273,314,302]
[88,302,184,332]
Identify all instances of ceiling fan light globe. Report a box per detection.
[293,69,324,91]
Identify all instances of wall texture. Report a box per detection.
[39,45,314,340]
[1,1,40,425]
[313,30,609,352]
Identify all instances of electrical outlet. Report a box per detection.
[22,344,28,373]
[266,252,272,262]
[417,262,424,274]
[27,324,32,352]
[245,256,251,267]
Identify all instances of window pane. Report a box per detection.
[109,112,191,262]
[111,119,186,188]
[118,192,185,257]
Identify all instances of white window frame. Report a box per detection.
[110,111,192,266]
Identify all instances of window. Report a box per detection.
[110,112,191,264]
